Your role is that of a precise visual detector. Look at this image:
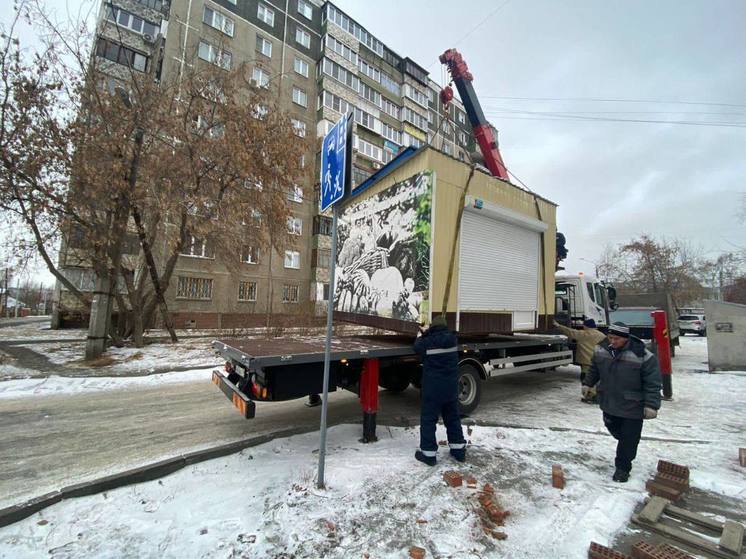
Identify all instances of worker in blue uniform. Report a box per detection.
[413,314,466,466]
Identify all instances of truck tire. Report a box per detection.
[457,364,482,416]
[379,370,411,393]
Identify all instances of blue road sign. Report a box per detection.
[320,114,348,212]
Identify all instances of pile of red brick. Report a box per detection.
[588,540,694,559]
[645,460,690,502]
[439,472,510,541]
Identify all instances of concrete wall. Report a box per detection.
[705,300,746,371]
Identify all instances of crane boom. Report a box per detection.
[439,48,509,181]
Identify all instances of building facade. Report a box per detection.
[54,0,481,328]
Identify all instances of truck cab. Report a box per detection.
[555,273,616,329]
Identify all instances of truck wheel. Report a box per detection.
[457,364,482,416]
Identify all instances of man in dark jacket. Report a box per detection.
[413,315,466,466]
[583,322,662,482]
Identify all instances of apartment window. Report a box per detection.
[355,136,382,162]
[457,111,466,125]
[106,5,159,37]
[360,82,381,108]
[321,90,351,116]
[299,154,306,168]
[313,215,333,236]
[203,6,234,36]
[403,84,429,108]
[288,185,303,203]
[293,57,309,77]
[442,142,451,155]
[358,58,380,83]
[325,4,383,56]
[177,276,213,300]
[292,87,308,107]
[181,236,215,258]
[320,58,359,92]
[381,123,402,145]
[284,251,301,269]
[458,131,468,145]
[238,281,257,302]
[134,0,163,10]
[314,248,331,269]
[256,36,272,58]
[353,107,379,133]
[402,107,428,131]
[282,284,299,303]
[257,3,275,26]
[96,38,148,72]
[249,209,263,227]
[382,149,395,164]
[297,0,313,19]
[352,166,369,187]
[251,67,269,88]
[291,119,306,137]
[240,246,259,264]
[402,132,423,148]
[322,283,330,301]
[296,28,311,49]
[324,35,356,65]
[198,40,231,70]
[380,72,401,97]
[252,104,268,120]
[287,216,302,235]
[382,97,400,120]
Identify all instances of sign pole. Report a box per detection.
[317,204,338,489]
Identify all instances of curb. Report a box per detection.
[0,426,311,529]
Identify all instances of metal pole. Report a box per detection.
[317,205,338,489]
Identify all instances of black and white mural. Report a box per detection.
[334,171,432,323]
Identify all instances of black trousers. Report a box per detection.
[603,412,643,473]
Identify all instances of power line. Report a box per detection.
[482,110,746,129]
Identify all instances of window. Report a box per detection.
[241,246,259,264]
[320,58,359,92]
[381,123,401,145]
[403,84,429,108]
[238,281,257,302]
[181,236,214,258]
[292,87,308,107]
[287,216,302,235]
[252,104,268,119]
[594,284,607,308]
[402,132,423,148]
[353,107,379,133]
[382,97,400,120]
[358,58,380,83]
[325,4,383,56]
[299,154,306,169]
[203,6,234,36]
[198,40,231,70]
[256,36,272,57]
[313,249,331,269]
[297,0,313,19]
[249,209,263,227]
[284,251,301,269]
[291,119,306,137]
[459,131,468,145]
[380,72,400,97]
[320,90,351,117]
[324,35,356,65]
[296,28,311,48]
[135,0,163,10]
[293,57,309,77]
[352,166,369,187]
[106,5,159,37]
[383,149,395,164]
[401,107,428,131]
[360,82,381,108]
[354,136,382,162]
[96,38,149,72]
[288,185,303,202]
[314,216,333,236]
[282,284,299,303]
[322,283,330,301]
[586,283,596,302]
[257,3,275,26]
[457,111,466,125]
[177,276,213,299]
[251,67,269,88]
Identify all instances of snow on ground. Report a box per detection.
[0,367,213,400]
[0,337,744,559]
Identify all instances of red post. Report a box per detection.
[652,310,673,399]
[359,358,379,443]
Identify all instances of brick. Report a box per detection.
[652,542,695,559]
[409,546,426,559]
[415,519,428,524]
[478,493,510,525]
[739,448,746,467]
[653,472,689,493]
[481,483,495,495]
[443,471,463,487]
[438,440,448,447]
[588,541,632,559]
[645,480,681,501]
[657,460,690,482]
[631,541,658,559]
[552,464,566,489]
[465,476,477,489]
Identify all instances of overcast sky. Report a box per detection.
[4,0,745,285]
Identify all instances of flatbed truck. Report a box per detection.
[211,333,571,441]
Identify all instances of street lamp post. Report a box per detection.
[579,257,599,278]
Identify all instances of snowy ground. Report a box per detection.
[0,337,744,558]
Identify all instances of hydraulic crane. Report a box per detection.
[439,48,509,181]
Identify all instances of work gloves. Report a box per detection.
[581,385,591,399]
[643,407,658,420]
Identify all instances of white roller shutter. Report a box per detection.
[458,202,544,330]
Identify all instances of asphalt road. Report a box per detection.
[0,369,573,508]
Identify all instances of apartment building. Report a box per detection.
[54,0,480,328]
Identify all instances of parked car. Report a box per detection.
[678,314,706,336]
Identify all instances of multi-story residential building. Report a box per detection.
[53,0,482,328]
